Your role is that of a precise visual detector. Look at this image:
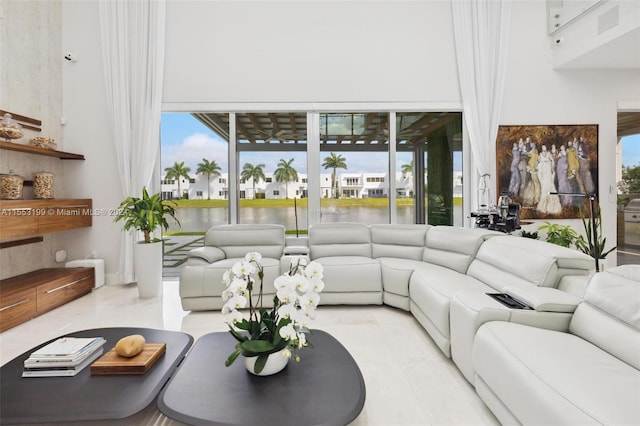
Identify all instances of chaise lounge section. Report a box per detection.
[472,265,640,425]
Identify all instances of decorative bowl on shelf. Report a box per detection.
[0,170,24,200]
[0,113,23,142]
[31,136,56,150]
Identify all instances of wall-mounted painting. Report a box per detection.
[496,124,598,219]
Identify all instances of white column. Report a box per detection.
[389,111,397,224]
[307,112,321,227]
[228,112,238,224]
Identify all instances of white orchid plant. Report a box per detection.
[222,252,324,374]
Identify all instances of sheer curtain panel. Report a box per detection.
[451,0,511,196]
[99,0,166,284]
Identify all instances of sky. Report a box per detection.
[160,113,416,176]
[622,134,640,167]
[160,113,639,176]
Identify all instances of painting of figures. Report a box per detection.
[495,124,598,219]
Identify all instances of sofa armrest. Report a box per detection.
[504,286,582,313]
[186,246,226,264]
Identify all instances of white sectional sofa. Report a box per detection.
[472,265,640,425]
[177,222,640,424]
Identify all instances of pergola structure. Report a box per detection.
[193,111,463,225]
[193,112,461,150]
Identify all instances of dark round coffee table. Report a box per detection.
[158,330,366,426]
[0,327,193,424]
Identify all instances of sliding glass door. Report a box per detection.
[161,110,463,231]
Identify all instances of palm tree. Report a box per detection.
[196,158,222,200]
[274,158,298,199]
[241,163,266,199]
[164,161,191,199]
[322,152,347,198]
[401,160,414,177]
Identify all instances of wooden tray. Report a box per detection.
[90,343,166,375]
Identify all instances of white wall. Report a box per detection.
[49,0,639,281]
[0,0,66,279]
[163,0,460,104]
[61,1,122,284]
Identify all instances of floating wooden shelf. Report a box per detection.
[0,141,85,160]
[0,199,92,240]
[0,236,43,249]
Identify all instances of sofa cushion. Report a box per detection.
[186,246,226,264]
[312,256,382,294]
[203,224,285,259]
[473,321,640,425]
[467,236,559,291]
[570,265,640,369]
[423,227,498,273]
[370,224,430,260]
[377,258,425,297]
[179,257,281,310]
[309,223,372,259]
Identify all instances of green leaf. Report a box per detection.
[225,346,242,367]
[253,353,269,374]
[248,320,262,337]
[228,327,248,343]
[241,339,275,356]
[234,319,250,331]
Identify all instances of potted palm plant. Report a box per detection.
[575,208,615,271]
[114,187,179,298]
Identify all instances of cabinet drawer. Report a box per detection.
[0,287,37,332]
[37,273,93,314]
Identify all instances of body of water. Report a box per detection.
[170,206,462,232]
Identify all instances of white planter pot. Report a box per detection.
[244,348,290,376]
[134,241,162,298]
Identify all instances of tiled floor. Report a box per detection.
[1,281,499,426]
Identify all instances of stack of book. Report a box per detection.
[22,336,106,377]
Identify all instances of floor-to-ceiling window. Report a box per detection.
[319,112,390,224]
[160,112,230,276]
[160,113,230,232]
[161,110,463,234]
[396,112,463,225]
[235,113,308,233]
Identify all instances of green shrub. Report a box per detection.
[537,222,579,248]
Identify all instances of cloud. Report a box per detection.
[161,133,229,174]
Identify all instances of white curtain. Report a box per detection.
[99,0,166,283]
[451,0,511,198]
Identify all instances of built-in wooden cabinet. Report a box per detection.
[0,268,94,331]
[0,199,93,240]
